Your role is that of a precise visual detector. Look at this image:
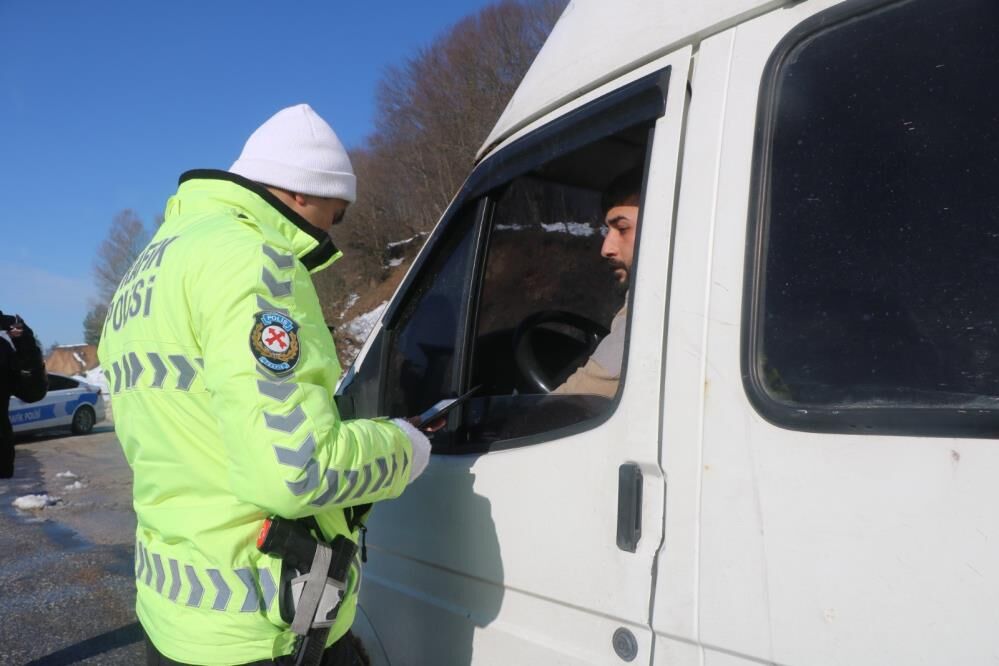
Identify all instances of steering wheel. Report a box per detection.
[513,310,609,393]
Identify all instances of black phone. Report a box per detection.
[416,385,482,428]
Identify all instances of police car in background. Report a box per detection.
[9,373,105,435]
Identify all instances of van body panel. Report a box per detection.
[479,0,787,159]
[651,637,700,666]
[694,2,999,664]
[650,25,737,658]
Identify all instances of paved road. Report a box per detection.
[0,425,144,665]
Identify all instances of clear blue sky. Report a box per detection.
[0,0,497,348]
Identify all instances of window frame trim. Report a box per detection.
[741,0,999,438]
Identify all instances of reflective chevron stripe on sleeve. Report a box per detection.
[262,245,294,270]
[261,267,291,298]
[256,295,289,316]
[255,369,401,505]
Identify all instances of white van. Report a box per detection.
[337,0,999,663]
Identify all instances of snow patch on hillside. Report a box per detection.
[387,233,428,248]
[339,293,360,319]
[542,221,596,237]
[496,222,597,237]
[338,301,389,367]
[345,302,388,341]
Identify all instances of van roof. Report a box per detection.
[477,0,786,160]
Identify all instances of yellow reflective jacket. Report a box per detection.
[98,170,413,665]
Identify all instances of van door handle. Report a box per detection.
[616,463,642,552]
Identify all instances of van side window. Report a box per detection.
[382,208,478,419]
[457,173,631,446]
[747,0,999,435]
[472,177,620,395]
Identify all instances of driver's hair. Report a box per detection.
[601,166,644,215]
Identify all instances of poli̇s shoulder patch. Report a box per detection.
[250,311,301,374]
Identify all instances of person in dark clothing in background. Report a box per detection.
[0,312,47,478]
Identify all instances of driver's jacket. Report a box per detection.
[554,305,627,398]
[98,171,414,665]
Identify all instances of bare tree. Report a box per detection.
[85,209,151,344]
[93,209,151,303]
[82,303,107,346]
[314,0,567,335]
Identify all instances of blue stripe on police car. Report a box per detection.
[9,403,58,425]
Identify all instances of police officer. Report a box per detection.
[98,105,431,665]
[0,313,47,478]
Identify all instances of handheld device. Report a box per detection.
[416,385,482,428]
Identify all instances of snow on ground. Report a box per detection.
[57,470,85,491]
[13,494,61,510]
[345,302,388,342]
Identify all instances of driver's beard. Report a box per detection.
[608,261,630,291]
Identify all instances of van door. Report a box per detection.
[654,0,999,664]
[340,48,691,665]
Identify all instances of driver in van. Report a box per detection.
[554,167,641,399]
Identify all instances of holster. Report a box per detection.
[258,517,357,666]
[286,534,356,633]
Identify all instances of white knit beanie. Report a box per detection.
[229,104,356,203]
